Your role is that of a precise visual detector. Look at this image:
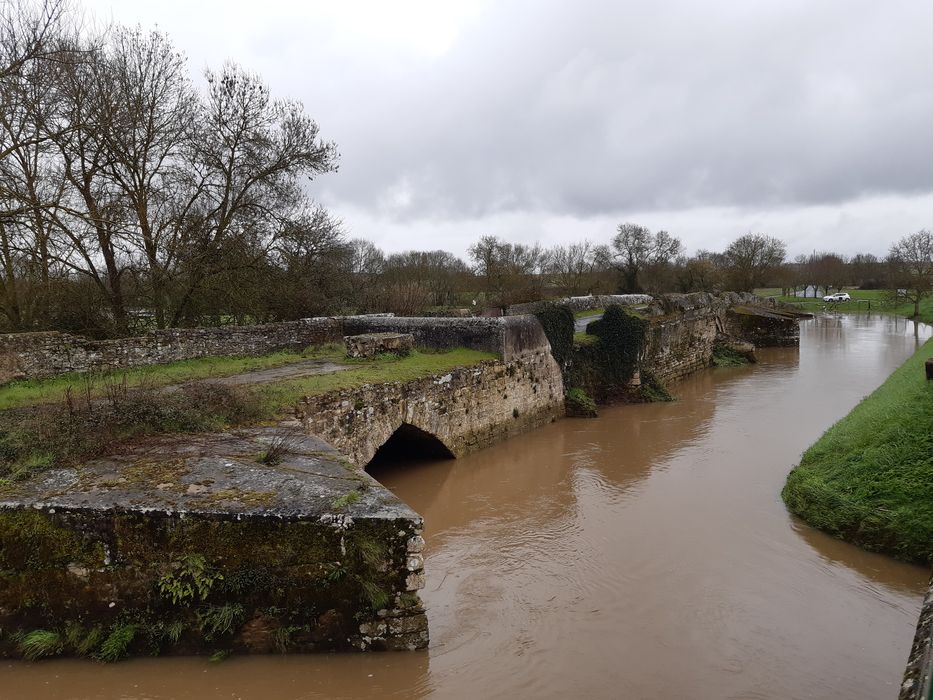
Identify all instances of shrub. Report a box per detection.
[585,305,648,384]
[534,303,575,367]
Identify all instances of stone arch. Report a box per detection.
[364,422,455,471]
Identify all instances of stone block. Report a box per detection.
[344,333,414,359]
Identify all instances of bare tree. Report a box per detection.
[94,26,198,328]
[675,250,723,293]
[611,223,682,293]
[468,235,544,307]
[167,62,339,326]
[806,252,848,296]
[347,238,385,311]
[849,252,883,289]
[722,233,786,292]
[888,230,933,318]
[545,240,600,295]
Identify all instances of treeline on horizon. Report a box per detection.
[2,1,930,339]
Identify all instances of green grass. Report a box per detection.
[0,350,318,411]
[252,348,494,412]
[573,331,599,346]
[0,347,495,484]
[755,288,933,324]
[782,338,933,564]
[573,307,605,319]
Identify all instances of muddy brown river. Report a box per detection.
[3,313,931,700]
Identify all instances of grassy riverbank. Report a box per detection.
[756,288,933,325]
[782,338,933,564]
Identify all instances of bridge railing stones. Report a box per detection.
[344,333,414,359]
[0,318,343,384]
[0,313,556,385]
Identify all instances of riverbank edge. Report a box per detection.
[901,577,933,700]
[782,337,933,565]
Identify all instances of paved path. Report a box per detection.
[574,313,603,333]
[206,360,351,386]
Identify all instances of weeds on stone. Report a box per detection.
[330,491,361,511]
[95,623,137,662]
[273,625,306,653]
[158,555,223,605]
[257,428,303,466]
[0,381,264,484]
[199,603,244,640]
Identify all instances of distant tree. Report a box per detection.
[611,223,682,293]
[806,252,848,296]
[849,252,883,289]
[468,235,544,307]
[887,230,933,318]
[544,240,598,296]
[722,233,786,292]
[674,251,723,293]
[347,238,385,312]
[383,249,469,313]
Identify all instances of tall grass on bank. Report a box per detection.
[782,338,933,564]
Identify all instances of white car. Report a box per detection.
[823,292,851,302]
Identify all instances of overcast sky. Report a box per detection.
[83,0,933,260]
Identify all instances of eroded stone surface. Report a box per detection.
[345,333,414,359]
[0,427,427,657]
[297,351,565,469]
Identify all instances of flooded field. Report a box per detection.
[3,313,930,700]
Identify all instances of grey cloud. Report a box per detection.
[304,0,933,220]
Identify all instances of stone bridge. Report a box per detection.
[297,322,565,469]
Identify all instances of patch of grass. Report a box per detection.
[755,288,933,324]
[199,603,244,639]
[0,350,316,412]
[254,348,495,412]
[712,346,751,367]
[18,629,63,660]
[95,623,137,662]
[565,387,598,417]
[638,370,674,403]
[330,491,361,511]
[256,428,304,465]
[573,307,605,319]
[0,381,264,484]
[573,331,599,346]
[782,338,933,564]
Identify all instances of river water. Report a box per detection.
[2,313,931,700]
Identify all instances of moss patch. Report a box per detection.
[565,388,598,417]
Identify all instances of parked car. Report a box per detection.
[822,292,851,302]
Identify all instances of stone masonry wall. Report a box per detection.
[641,293,800,384]
[342,315,551,362]
[296,349,565,469]
[0,318,342,384]
[0,315,552,384]
[0,426,431,657]
[506,294,654,316]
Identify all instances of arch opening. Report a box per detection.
[365,423,455,474]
